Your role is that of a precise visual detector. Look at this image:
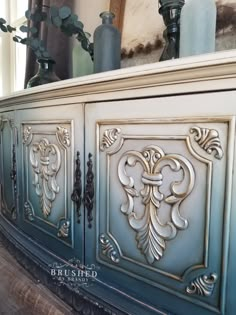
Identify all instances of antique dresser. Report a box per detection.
[0,51,236,315]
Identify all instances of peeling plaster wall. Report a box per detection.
[72,0,236,70]
[121,0,236,68]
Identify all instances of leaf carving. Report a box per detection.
[118,145,195,264]
[190,126,224,160]
[30,138,61,217]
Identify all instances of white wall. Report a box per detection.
[74,0,110,40]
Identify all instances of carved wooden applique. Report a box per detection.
[118,145,195,264]
[23,125,71,218]
[186,273,218,297]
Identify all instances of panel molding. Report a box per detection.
[22,122,72,245]
[186,273,218,297]
[96,117,233,314]
[98,124,214,282]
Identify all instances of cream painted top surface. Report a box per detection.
[0,50,236,108]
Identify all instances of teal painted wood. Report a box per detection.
[0,88,235,315]
[14,104,85,262]
[0,111,18,224]
[84,93,234,315]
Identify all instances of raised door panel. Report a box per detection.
[16,104,84,261]
[0,111,18,222]
[85,93,235,315]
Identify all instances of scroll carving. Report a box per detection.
[0,117,7,131]
[100,128,121,151]
[186,273,218,297]
[30,138,61,217]
[99,234,120,263]
[57,220,70,238]
[24,202,34,221]
[56,126,71,148]
[190,126,223,160]
[23,126,32,144]
[118,145,195,264]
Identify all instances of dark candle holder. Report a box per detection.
[158,0,185,61]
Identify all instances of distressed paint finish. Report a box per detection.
[118,145,195,264]
[0,54,235,315]
[0,113,17,221]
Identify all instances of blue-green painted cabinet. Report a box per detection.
[0,86,236,315]
[85,92,235,315]
[14,104,85,261]
[0,111,17,222]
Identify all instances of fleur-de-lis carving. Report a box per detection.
[30,138,61,217]
[118,145,195,264]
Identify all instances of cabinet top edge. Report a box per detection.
[1,50,236,108]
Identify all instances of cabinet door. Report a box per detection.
[16,104,84,261]
[0,111,18,222]
[85,92,235,315]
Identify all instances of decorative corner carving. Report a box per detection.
[56,126,71,148]
[190,126,224,160]
[118,145,195,264]
[99,234,120,263]
[11,207,17,220]
[30,138,61,218]
[24,202,34,221]
[0,116,8,131]
[100,128,121,151]
[23,126,32,144]
[186,273,218,297]
[9,119,15,128]
[0,117,3,131]
[57,220,70,238]
[85,153,94,229]
[71,151,82,223]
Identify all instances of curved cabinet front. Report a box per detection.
[0,65,236,315]
[15,104,85,261]
[85,92,235,315]
[0,111,18,222]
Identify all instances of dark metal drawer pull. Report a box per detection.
[84,153,94,229]
[71,151,82,223]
